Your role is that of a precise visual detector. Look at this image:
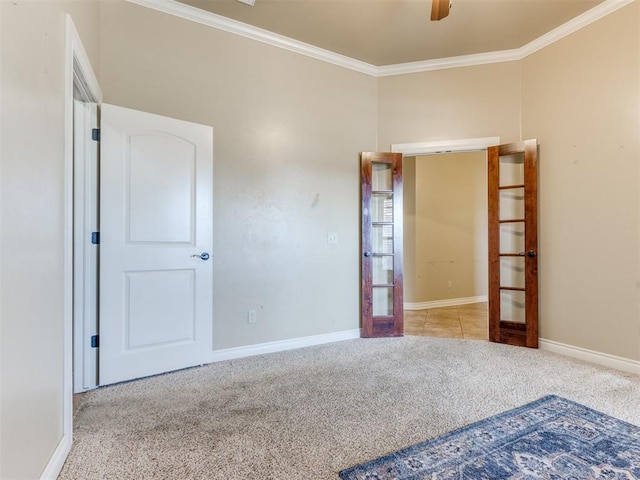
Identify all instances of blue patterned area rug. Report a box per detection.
[339,395,640,479]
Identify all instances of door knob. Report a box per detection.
[527,250,536,258]
[363,251,372,257]
[191,252,210,261]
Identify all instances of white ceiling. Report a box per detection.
[176,0,605,66]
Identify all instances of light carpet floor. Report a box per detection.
[59,336,640,479]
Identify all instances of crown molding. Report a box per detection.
[519,0,635,58]
[126,0,378,76]
[379,0,635,76]
[377,49,522,77]
[127,0,635,78]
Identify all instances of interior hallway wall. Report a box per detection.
[403,156,417,303]
[404,152,487,304]
[100,1,378,350]
[0,1,101,478]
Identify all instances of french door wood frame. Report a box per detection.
[360,152,404,338]
[488,139,539,348]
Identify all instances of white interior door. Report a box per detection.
[100,103,213,385]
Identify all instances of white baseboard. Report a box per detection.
[39,433,72,480]
[404,296,488,311]
[539,339,640,375]
[209,329,361,363]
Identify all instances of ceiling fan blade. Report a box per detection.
[431,0,450,21]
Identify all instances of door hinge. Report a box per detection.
[91,128,100,141]
[91,232,100,245]
[91,335,99,348]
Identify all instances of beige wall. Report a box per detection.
[377,61,522,149]
[522,2,640,361]
[0,1,100,478]
[404,152,487,304]
[100,1,377,349]
[403,156,417,302]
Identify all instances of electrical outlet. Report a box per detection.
[247,310,256,324]
[447,280,453,289]
[327,232,338,244]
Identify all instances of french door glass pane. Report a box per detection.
[500,258,525,289]
[499,187,524,221]
[372,194,393,222]
[500,222,525,254]
[372,163,392,191]
[373,287,393,316]
[499,153,524,186]
[372,224,393,254]
[500,290,525,323]
[373,256,393,285]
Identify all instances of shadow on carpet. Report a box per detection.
[339,395,640,479]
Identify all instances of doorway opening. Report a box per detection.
[390,137,499,341]
[403,151,488,340]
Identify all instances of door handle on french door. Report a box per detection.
[191,252,210,261]
[527,250,536,258]
[363,251,372,257]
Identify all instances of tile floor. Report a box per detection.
[404,302,488,340]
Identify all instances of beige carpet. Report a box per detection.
[59,336,640,479]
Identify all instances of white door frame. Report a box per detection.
[390,137,500,156]
[46,14,102,480]
[72,100,99,393]
[67,18,102,392]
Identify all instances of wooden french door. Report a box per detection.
[488,139,538,348]
[360,152,403,337]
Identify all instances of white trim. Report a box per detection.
[72,100,99,393]
[391,137,500,156]
[126,0,633,77]
[519,0,635,59]
[209,329,361,363]
[72,100,87,393]
[379,0,634,76]
[38,435,73,480]
[539,339,640,375]
[377,50,522,77]
[68,25,101,104]
[404,296,488,311]
[52,14,103,480]
[126,0,378,76]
